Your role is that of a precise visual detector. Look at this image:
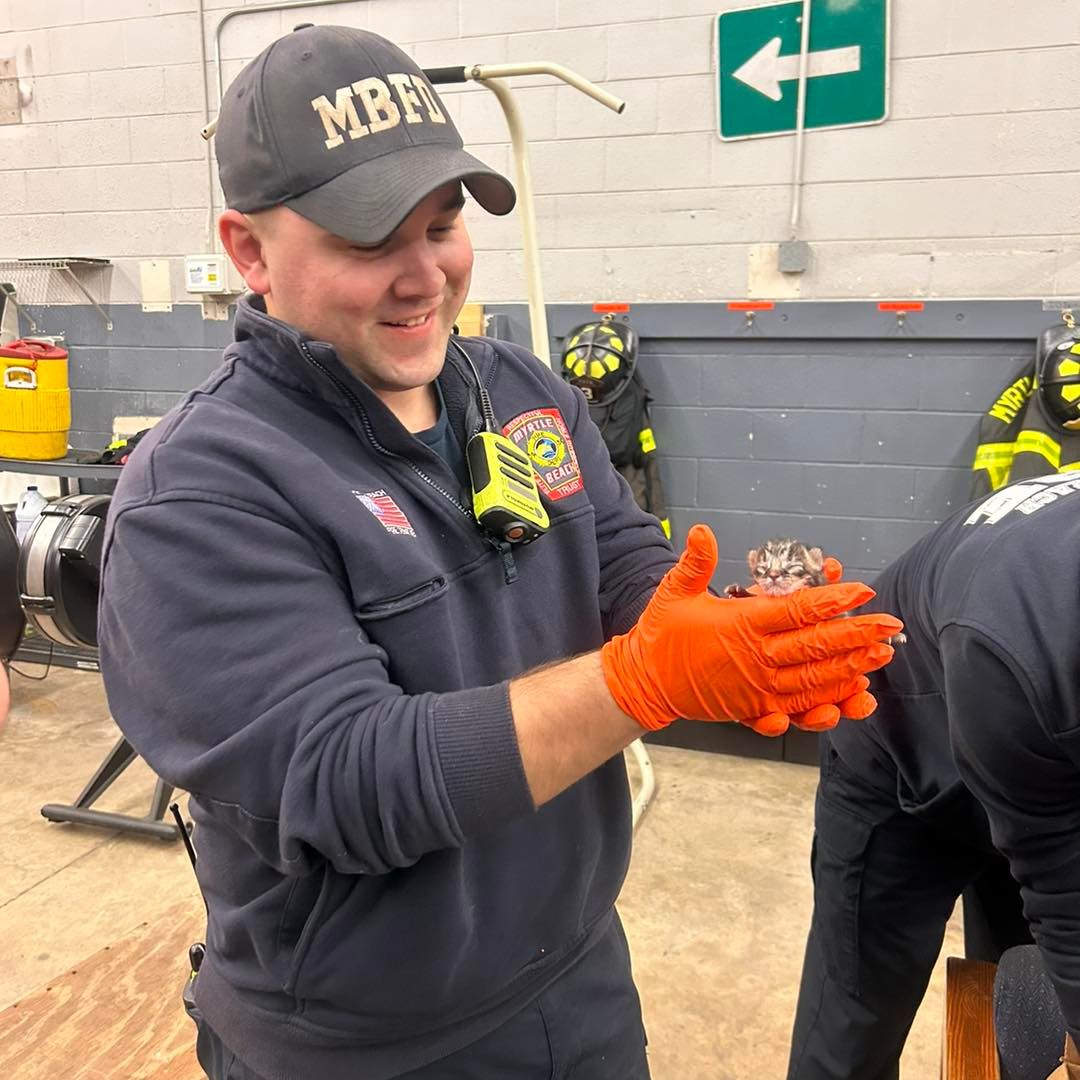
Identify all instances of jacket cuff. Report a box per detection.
[608,585,657,640]
[434,682,534,835]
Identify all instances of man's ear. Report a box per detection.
[218,210,270,295]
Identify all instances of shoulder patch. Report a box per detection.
[502,407,584,501]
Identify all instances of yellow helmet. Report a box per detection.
[559,316,638,403]
[1038,335,1080,430]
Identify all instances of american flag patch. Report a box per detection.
[352,489,416,537]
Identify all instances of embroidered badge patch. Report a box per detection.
[353,489,416,537]
[502,408,583,500]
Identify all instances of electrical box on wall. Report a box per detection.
[184,254,240,295]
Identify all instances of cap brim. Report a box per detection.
[284,144,516,246]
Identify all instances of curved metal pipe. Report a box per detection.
[200,0,364,235]
[214,0,361,111]
[470,62,626,116]
[196,0,215,250]
[628,738,656,831]
[465,64,624,368]
[476,77,551,368]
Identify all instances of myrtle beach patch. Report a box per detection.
[502,407,583,500]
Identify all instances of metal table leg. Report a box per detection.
[40,734,181,841]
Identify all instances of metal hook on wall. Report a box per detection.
[879,301,925,335]
[728,301,774,335]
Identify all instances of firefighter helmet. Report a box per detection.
[559,316,638,404]
[1038,335,1080,431]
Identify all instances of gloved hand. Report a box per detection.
[600,525,903,732]
[739,552,876,736]
[742,680,878,737]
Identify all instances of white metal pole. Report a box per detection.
[476,77,552,368]
[468,63,625,369]
[788,0,813,238]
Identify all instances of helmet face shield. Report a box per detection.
[560,319,637,403]
[1038,337,1080,431]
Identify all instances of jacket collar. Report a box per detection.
[230,295,489,452]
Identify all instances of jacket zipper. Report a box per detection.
[298,343,518,584]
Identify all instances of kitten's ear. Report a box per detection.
[807,546,824,564]
[747,548,759,571]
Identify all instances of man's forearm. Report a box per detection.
[509,651,643,807]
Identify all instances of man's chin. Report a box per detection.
[368,354,448,395]
[337,336,448,389]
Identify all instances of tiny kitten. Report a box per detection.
[725,537,906,643]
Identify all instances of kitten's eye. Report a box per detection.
[789,567,806,576]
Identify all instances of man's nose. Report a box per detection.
[393,243,445,295]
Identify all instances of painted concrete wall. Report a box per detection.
[0,0,1077,309]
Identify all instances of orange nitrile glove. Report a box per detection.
[600,525,904,732]
[742,680,871,737]
[790,678,877,731]
[740,554,878,735]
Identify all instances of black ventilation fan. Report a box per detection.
[0,513,26,663]
[20,492,182,840]
[18,494,110,650]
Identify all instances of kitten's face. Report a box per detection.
[747,539,825,597]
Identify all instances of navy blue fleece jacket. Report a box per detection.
[830,473,1080,1043]
[97,297,674,1080]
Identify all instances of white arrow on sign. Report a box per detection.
[733,37,861,102]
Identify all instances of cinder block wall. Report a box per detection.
[643,337,1026,583]
[1,1,1078,304]
[54,305,231,451]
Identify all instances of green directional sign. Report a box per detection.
[717,0,889,140]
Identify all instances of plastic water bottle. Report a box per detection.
[15,485,48,544]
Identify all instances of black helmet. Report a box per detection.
[1037,326,1080,431]
[559,316,638,404]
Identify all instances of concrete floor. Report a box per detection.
[0,665,962,1078]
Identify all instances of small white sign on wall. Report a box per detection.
[139,260,172,314]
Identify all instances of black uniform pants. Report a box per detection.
[787,738,1032,1080]
[192,912,649,1080]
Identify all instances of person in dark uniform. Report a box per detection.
[787,471,1080,1080]
[96,24,899,1080]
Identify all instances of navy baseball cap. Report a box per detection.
[215,24,516,245]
